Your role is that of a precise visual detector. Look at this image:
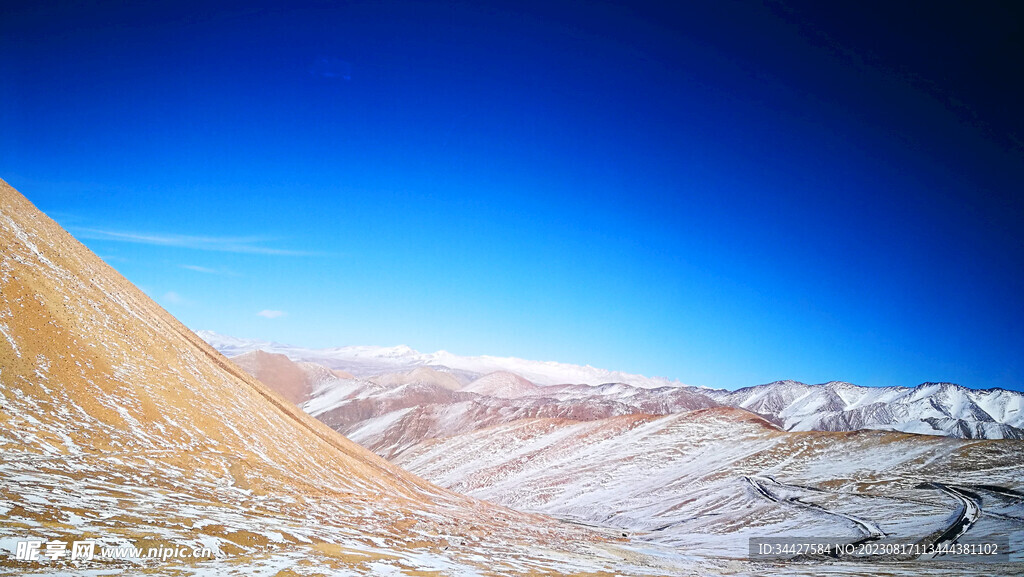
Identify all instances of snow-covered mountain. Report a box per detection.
[213,349,1024,572]
[271,364,714,460]
[211,349,1024,569]
[705,380,1024,439]
[461,371,542,398]
[201,331,1024,440]
[192,319,1024,571]
[196,330,688,388]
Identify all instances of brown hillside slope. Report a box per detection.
[230,349,316,405]
[0,179,681,575]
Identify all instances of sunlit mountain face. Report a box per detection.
[0,180,697,575]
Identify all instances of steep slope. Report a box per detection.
[0,179,685,575]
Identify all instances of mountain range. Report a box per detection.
[2,176,1021,576]
[198,331,688,388]
[200,331,1024,440]
[214,342,1024,573]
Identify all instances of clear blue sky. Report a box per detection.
[2,1,1022,390]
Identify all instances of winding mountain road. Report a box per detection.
[918,483,982,559]
[744,475,885,541]
[745,476,997,561]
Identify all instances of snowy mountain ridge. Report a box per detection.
[200,331,1024,440]
[196,330,688,388]
[705,379,1024,439]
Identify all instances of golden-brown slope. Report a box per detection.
[0,179,675,575]
[0,179,436,499]
[230,350,317,405]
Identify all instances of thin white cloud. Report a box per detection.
[72,228,313,256]
[180,264,223,274]
[257,309,286,319]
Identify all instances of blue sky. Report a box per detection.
[2,1,1022,390]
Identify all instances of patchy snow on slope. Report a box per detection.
[395,409,1024,567]
[3,179,714,577]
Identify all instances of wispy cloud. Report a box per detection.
[72,228,312,256]
[257,309,286,319]
[180,264,231,275]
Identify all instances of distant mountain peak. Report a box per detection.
[462,370,540,399]
[196,330,690,389]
